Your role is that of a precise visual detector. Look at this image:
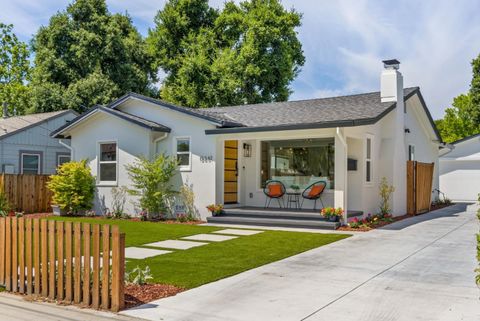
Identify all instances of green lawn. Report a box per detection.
[47,217,350,289]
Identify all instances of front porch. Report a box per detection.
[207,207,363,230]
[215,127,372,223]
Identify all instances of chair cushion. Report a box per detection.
[268,184,283,197]
[308,184,325,198]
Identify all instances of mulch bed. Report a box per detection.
[338,204,454,232]
[22,213,52,219]
[124,283,185,309]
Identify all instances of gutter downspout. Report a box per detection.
[336,127,348,224]
[59,139,74,160]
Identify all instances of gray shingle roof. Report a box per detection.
[0,110,77,139]
[203,87,418,128]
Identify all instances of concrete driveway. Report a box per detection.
[122,203,480,321]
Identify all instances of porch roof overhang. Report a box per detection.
[51,105,171,139]
[204,110,395,135]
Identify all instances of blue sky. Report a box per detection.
[1,0,480,118]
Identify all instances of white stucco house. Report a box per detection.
[0,109,77,175]
[439,133,480,201]
[51,60,442,223]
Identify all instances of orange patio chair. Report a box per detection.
[301,181,327,210]
[263,180,286,208]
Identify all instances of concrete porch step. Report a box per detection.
[206,215,341,230]
[222,207,363,220]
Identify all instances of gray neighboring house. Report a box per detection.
[0,110,78,175]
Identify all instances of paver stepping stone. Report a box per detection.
[125,247,172,259]
[182,234,238,242]
[145,240,208,250]
[212,229,263,236]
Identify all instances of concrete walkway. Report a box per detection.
[122,203,480,321]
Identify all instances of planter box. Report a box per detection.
[51,205,67,216]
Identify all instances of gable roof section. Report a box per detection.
[448,133,480,145]
[109,92,242,128]
[51,105,170,138]
[0,110,78,141]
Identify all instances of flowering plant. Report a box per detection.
[320,207,344,219]
[206,204,224,216]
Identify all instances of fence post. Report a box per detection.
[0,217,5,285]
[111,225,124,312]
[5,217,11,291]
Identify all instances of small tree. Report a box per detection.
[111,186,128,218]
[47,160,95,214]
[125,154,178,219]
[379,177,395,217]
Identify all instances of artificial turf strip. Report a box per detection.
[47,217,222,247]
[128,230,350,289]
[47,217,350,289]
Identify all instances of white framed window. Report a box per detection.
[57,154,71,167]
[98,142,117,184]
[175,137,191,171]
[21,152,41,174]
[365,135,373,184]
[408,145,415,161]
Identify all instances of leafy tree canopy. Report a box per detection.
[435,94,478,143]
[0,23,31,116]
[147,0,305,108]
[436,53,480,143]
[30,0,157,113]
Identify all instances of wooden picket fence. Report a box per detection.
[0,174,53,213]
[407,161,435,215]
[0,218,125,312]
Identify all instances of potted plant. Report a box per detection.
[320,207,344,222]
[290,184,300,193]
[47,160,96,216]
[206,204,224,216]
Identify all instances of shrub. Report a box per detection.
[111,186,128,218]
[379,177,395,216]
[0,192,10,217]
[47,160,95,215]
[125,154,178,220]
[179,183,198,220]
[126,265,153,285]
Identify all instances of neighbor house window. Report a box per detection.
[260,138,335,189]
[21,152,41,174]
[176,137,191,171]
[98,142,117,183]
[408,145,415,161]
[57,154,71,167]
[365,135,373,184]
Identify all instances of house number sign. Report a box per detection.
[200,155,213,163]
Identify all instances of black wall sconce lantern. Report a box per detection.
[243,143,252,157]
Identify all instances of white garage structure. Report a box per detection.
[439,134,480,201]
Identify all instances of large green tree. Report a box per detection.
[30,0,157,113]
[437,53,480,143]
[435,94,478,143]
[147,0,305,108]
[0,23,31,116]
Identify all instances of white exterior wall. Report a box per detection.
[117,100,218,219]
[0,112,77,174]
[69,112,151,215]
[439,136,480,201]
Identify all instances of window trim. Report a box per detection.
[365,134,374,186]
[56,152,71,167]
[19,151,43,175]
[174,136,192,172]
[97,140,118,186]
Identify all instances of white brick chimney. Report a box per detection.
[381,59,406,215]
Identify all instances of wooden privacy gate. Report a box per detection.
[0,218,125,312]
[407,161,434,215]
[0,174,52,213]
